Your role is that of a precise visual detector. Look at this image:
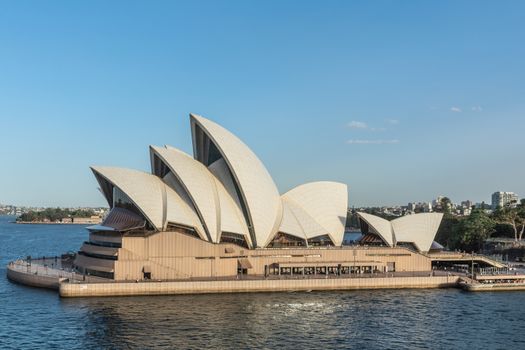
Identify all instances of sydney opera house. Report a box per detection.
[74,114,446,281]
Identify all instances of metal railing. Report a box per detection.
[8,259,77,280]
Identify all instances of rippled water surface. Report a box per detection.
[1,215,525,349]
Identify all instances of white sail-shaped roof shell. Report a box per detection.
[278,199,307,240]
[356,212,443,252]
[161,172,207,240]
[91,166,206,239]
[150,146,220,242]
[391,213,443,252]
[90,114,352,250]
[277,198,327,244]
[191,114,282,247]
[213,177,253,247]
[208,159,252,245]
[356,212,394,246]
[208,159,243,213]
[282,182,348,246]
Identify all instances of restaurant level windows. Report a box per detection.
[307,235,334,247]
[267,232,307,248]
[220,232,249,248]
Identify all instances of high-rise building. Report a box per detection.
[491,192,519,210]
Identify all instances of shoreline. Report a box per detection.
[460,281,525,292]
[10,257,524,297]
[6,259,461,297]
[58,275,459,298]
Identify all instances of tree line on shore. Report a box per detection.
[17,208,97,223]
[436,198,525,252]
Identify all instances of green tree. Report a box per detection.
[17,207,96,222]
[435,214,462,250]
[493,201,525,241]
[458,208,495,251]
[433,197,452,214]
[492,223,516,238]
[439,197,452,215]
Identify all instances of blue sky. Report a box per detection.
[0,1,524,207]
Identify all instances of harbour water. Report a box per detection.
[1,215,525,349]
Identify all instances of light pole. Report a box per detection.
[471,251,475,279]
[353,250,356,277]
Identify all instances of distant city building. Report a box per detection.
[461,200,473,209]
[475,202,491,210]
[491,192,519,210]
[422,202,433,213]
[454,200,473,216]
[407,202,432,213]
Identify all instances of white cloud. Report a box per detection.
[386,119,399,125]
[347,121,368,129]
[471,106,483,112]
[450,107,462,113]
[347,139,400,145]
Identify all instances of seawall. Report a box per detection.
[7,265,61,290]
[59,275,460,298]
[460,282,525,292]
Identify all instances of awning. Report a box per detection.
[86,225,116,232]
[238,258,253,269]
[81,243,118,256]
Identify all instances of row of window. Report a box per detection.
[87,240,122,248]
[78,251,118,261]
[267,233,336,248]
[268,265,386,276]
[220,232,249,248]
[84,268,114,280]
